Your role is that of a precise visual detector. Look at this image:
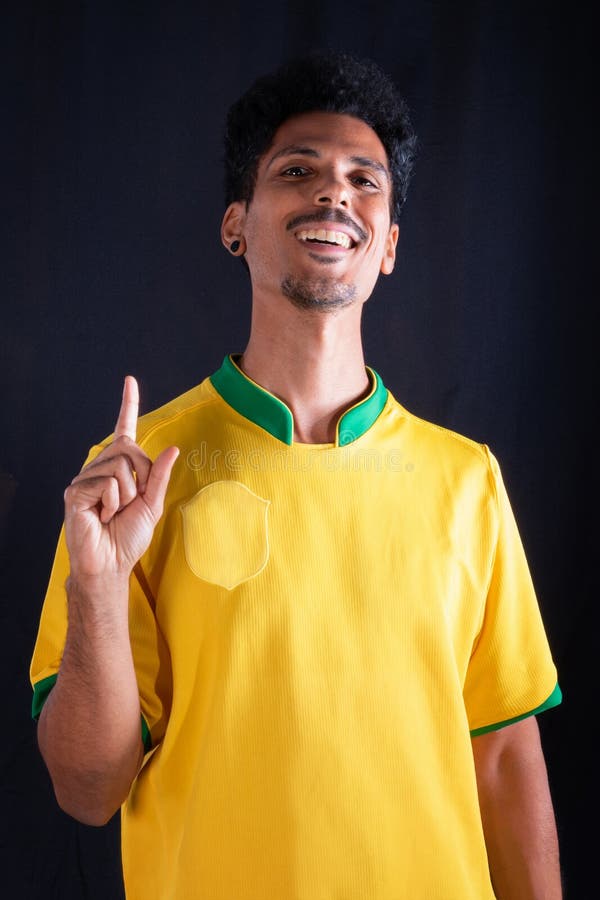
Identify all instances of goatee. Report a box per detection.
[281,275,356,312]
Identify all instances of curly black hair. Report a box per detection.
[224,51,417,224]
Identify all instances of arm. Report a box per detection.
[37,377,178,826]
[472,716,562,899]
[37,573,144,826]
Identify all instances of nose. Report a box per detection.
[313,171,349,207]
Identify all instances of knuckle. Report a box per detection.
[113,434,134,451]
[84,451,134,480]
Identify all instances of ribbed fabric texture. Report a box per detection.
[31,372,559,899]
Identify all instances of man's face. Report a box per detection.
[222,111,399,312]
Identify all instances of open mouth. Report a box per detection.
[295,228,356,250]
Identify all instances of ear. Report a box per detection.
[221,202,247,252]
[380,223,399,275]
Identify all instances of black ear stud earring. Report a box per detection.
[230,240,240,253]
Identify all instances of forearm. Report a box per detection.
[472,718,562,899]
[38,575,144,826]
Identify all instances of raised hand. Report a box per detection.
[64,376,179,581]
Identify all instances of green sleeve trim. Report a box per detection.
[141,715,152,753]
[31,673,58,720]
[470,682,562,737]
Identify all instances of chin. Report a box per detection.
[280,274,357,312]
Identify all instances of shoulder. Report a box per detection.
[384,389,498,471]
[86,376,220,460]
[379,389,509,516]
[135,377,217,447]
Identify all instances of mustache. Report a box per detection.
[286,209,367,242]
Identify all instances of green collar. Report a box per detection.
[210,354,388,447]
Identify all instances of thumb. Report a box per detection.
[142,446,180,520]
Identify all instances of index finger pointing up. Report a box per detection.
[114,375,139,441]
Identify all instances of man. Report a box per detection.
[31,52,562,898]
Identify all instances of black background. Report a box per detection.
[1,2,593,897]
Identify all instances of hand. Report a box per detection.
[64,376,179,581]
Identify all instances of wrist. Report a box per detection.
[64,574,133,647]
[66,572,131,605]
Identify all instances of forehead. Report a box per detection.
[261,111,390,171]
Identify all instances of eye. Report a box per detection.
[351,174,379,189]
[281,165,310,177]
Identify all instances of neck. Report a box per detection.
[240,298,369,443]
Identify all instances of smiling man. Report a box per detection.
[30,53,562,899]
[227,111,397,319]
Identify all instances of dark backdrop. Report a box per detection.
[2,2,593,897]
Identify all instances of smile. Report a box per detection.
[295,229,355,249]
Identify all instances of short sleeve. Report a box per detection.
[29,523,70,718]
[463,448,561,734]
[29,446,172,752]
[127,562,172,749]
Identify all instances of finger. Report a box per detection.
[114,375,139,442]
[71,460,138,510]
[99,479,121,524]
[141,446,180,520]
[64,475,120,522]
[74,443,153,494]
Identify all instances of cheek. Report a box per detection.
[363,231,390,267]
[248,229,279,261]
[244,221,286,280]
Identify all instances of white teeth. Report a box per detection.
[297,229,352,248]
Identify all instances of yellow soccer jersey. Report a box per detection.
[31,355,561,900]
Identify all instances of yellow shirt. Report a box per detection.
[31,355,560,899]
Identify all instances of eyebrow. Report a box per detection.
[266,145,389,180]
[350,156,389,181]
[266,145,320,168]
